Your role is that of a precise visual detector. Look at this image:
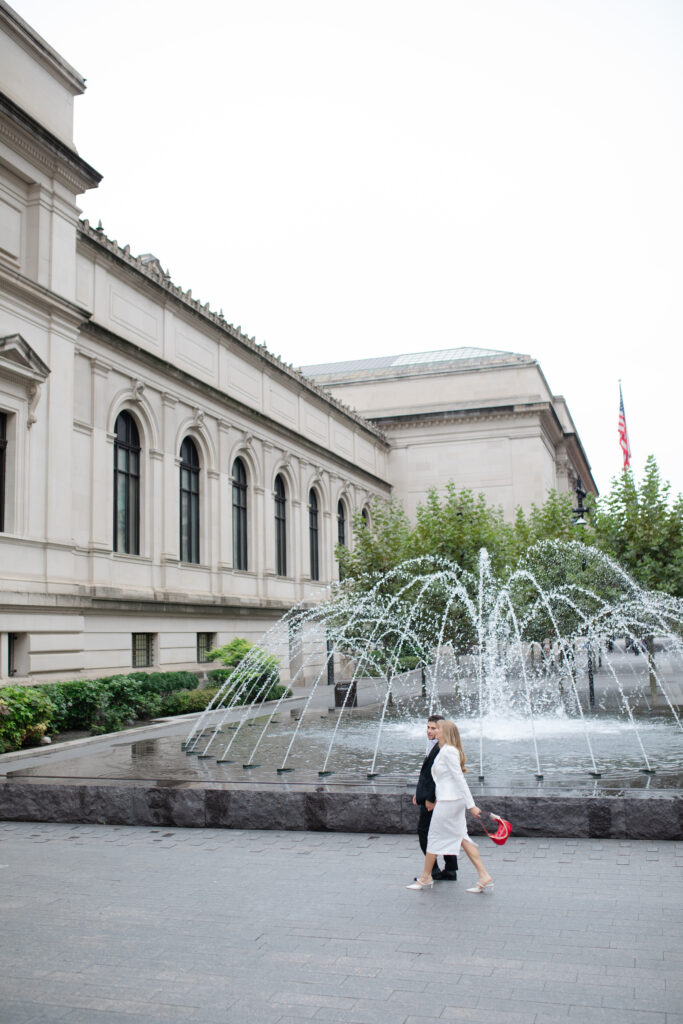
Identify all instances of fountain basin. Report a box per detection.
[1,706,680,838]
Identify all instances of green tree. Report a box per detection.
[592,456,683,597]
[336,497,413,580]
[512,489,593,553]
[412,484,516,576]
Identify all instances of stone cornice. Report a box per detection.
[0,90,102,193]
[77,222,388,447]
[79,320,392,494]
[0,264,91,327]
[0,586,298,617]
[371,403,538,430]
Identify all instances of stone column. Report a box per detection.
[160,394,179,583]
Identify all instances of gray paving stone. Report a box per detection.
[0,825,680,1024]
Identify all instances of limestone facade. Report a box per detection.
[0,2,389,682]
[0,3,595,684]
[303,350,596,521]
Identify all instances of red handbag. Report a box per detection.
[480,813,512,845]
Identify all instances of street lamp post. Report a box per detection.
[573,477,595,708]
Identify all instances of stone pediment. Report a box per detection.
[0,334,50,383]
[138,254,170,282]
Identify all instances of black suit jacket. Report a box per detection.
[415,743,439,805]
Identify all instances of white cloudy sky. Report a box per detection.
[12,0,683,498]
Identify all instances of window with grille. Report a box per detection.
[274,474,287,576]
[232,457,248,570]
[113,411,140,554]
[309,489,319,580]
[132,633,154,668]
[179,437,200,563]
[197,632,214,663]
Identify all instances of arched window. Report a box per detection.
[274,474,287,576]
[361,506,370,528]
[113,411,140,554]
[232,457,248,571]
[179,436,200,563]
[309,489,319,581]
[337,499,346,548]
[0,412,7,534]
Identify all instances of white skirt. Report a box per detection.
[426,799,475,856]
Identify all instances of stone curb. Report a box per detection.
[0,778,680,838]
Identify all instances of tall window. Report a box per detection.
[0,412,6,533]
[274,474,287,576]
[180,436,200,563]
[337,499,346,547]
[113,411,140,554]
[309,489,319,580]
[232,457,248,570]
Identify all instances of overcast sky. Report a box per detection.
[13,0,683,499]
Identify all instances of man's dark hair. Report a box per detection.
[427,714,445,723]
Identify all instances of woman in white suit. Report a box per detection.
[407,719,494,893]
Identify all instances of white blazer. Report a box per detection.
[431,744,475,807]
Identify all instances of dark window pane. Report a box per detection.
[337,499,345,547]
[132,632,153,668]
[232,458,248,571]
[179,437,200,563]
[113,411,140,554]
[309,489,319,581]
[197,632,214,663]
[274,474,287,576]
[0,411,8,533]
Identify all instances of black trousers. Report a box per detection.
[417,804,458,872]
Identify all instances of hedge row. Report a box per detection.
[0,669,292,754]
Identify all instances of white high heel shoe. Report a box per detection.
[406,874,434,890]
[466,880,494,894]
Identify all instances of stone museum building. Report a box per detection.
[0,2,595,683]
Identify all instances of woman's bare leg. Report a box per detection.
[420,852,438,881]
[461,839,492,885]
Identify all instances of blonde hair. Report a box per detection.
[439,719,467,772]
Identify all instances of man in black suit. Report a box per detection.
[412,713,458,880]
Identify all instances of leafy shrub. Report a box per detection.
[206,637,253,667]
[160,688,220,716]
[39,680,107,732]
[0,686,54,753]
[0,665,287,753]
[131,671,199,694]
[207,672,290,705]
[206,639,288,704]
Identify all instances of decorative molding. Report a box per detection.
[26,382,41,428]
[0,334,50,428]
[0,92,101,194]
[0,333,50,384]
[130,378,145,404]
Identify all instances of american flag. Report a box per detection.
[618,382,631,469]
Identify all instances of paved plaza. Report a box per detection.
[0,823,681,1024]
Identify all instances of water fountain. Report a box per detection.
[2,543,681,837]
[183,543,682,786]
